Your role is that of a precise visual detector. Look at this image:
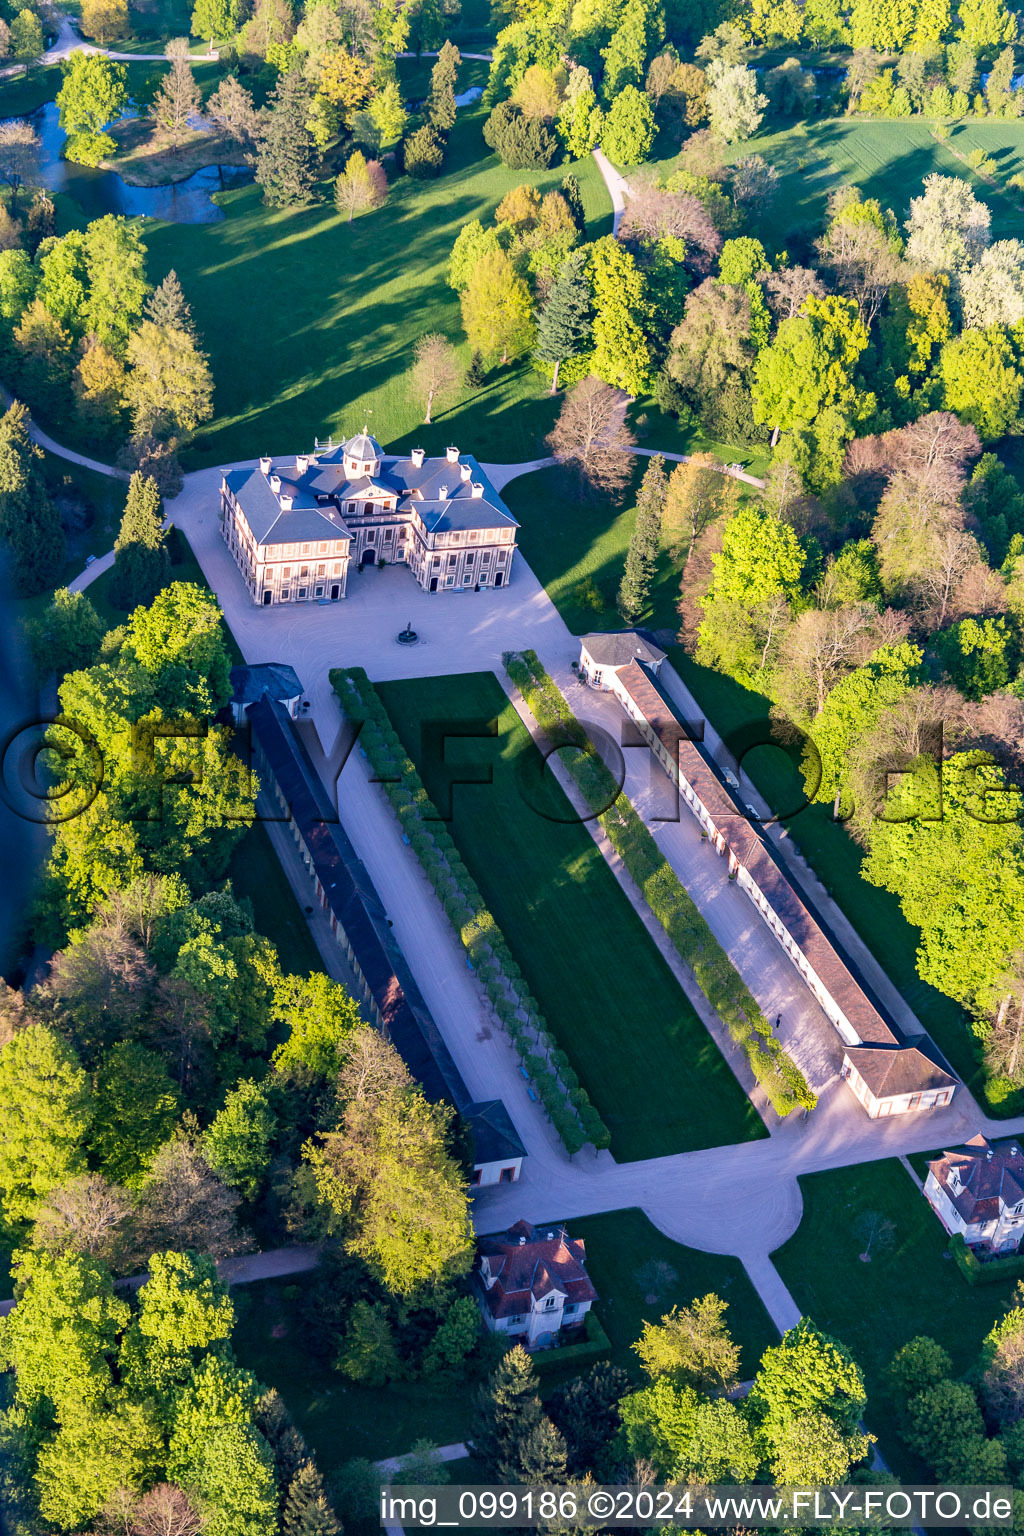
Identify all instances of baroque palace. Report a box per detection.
[220,432,520,605]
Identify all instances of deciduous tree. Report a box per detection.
[411,332,462,424]
[546,373,636,498]
[56,53,129,166]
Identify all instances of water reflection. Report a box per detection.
[17,100,252,222]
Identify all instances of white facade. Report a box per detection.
[472,1156,525,1188]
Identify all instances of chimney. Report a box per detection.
[446,445,459,463]
[439,484,448,499]
[411,447,425,468]
[1014,1147,1020,1158]
[518,1236,526,1245]
[279,493,293,510]
[461,461,472,481]
[987,1148,994,1161]
[296,454,309,474]
[260,456,272,475]
[471,482,484,498]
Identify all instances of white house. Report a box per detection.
[476,1220,598,1350]
[925,1135,1024,1252]
[220,433,519,605]
[578,631,959,1120]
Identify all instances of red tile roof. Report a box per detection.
[928,1135,1024,1224]
[478,1221,598,1320]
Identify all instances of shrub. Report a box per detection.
[404,124,446,178]
[483,101,558,168]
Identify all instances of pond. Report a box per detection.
[18,100,252,223]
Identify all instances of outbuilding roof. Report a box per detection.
[580,630,667,669]
[230,662,303,707]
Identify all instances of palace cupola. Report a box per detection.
[342,429,383,479]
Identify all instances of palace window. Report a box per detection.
[317,563,326,576]
[281,590,290,601]
[283,567,291,578]
[302,543,311,554]
[300,565,309,577]
[298,587,307,599]
[318,542,328,553]
[333,563,342,575]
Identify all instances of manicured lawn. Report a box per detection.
[143,85,612,469]
[375,670,765,1161]
[231,1208,776,1469]
[773,1160,1018,1472]
[566,1208,777,1379]
[646,116,1024,254]
[667,651,995,1106]
[226,821,323,977]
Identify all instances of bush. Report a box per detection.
[483,101,558,168]
[404,124,446,178]
[950,1233,1024,1285]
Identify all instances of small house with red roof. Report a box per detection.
[476,1220,598,1350]
[925,1135,1024,1253]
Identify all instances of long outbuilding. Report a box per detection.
[241,683,527,1185]
[579,631,959,1119]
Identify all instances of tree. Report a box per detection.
[806,642,922,813]
[125,320,214,440]
[82,0,129,44]
[411,332,462,424]
[26,586,103,678]
[548,1361,629,1474]
[83,214,150,354]
[206,75,261,151]
[147,269,196,338]
[0,396,65,593]
[421,1295,482,1376]
[634,1294,741,1392]
[753,293,869,440]
[426,39,461,130]
[938,327,1023,443]
[905,173,991,273]
[958,0,1016,45]
[121,1248,234,1403]
[473,1344,552,1480]
[750,1317,869,1448]
[282,1462,341,1535]
[0,1247,129,1416]
[589,235,651,395]
[336,1297,402,1383]
[191,0,233,49]
[460,247,535,366]
[546,374,636,498]
[203,1079,276,1199]
[935,615,1014,699]
[151,37,202,143]
[10,8,42,58]
[535,247,592,392]
[364,78,406,147]
[333,147,386,220]
[861,751,1024,1014]
[817,194,902,327]
[167,1357,279,1536]
[447,220,500,292]
[132,1133,245,1262]
[271,971,360,1082]
[961,240,1024,329]
[72,338,127,437]
[131,1484,206,1536]
[254,66,319,207]
[0,1024,92,1221]
[306,1036,473,1298]
[618,454,667,621]
[482,101,558,168]
[600,84,654,165]
[111,471,168,611]
[32,1171,132,1266]
[91,1040,180,1188]
[558,83,604,158]
[403,123,445,178]
[705,58,767,142]
[706,501,805,607]
[889,1335,955,1403]
[0,119,38,213]
[56,53,129,166]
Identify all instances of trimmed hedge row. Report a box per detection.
[504,649,817,1119]
[330,666,611,1155]
[950,1233,1024,1286]
[531,1309,612,1374]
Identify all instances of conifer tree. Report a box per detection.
[560,171,586,235]
[254,65,320,207]
[146,269,196,338]
[535,248,592,392]
[111,472,167,611]
[425,39,461,130]
[618,454,666,621]
[282,1460,342,1536]
[0,399,66,594]
[472,1344,547,1481]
